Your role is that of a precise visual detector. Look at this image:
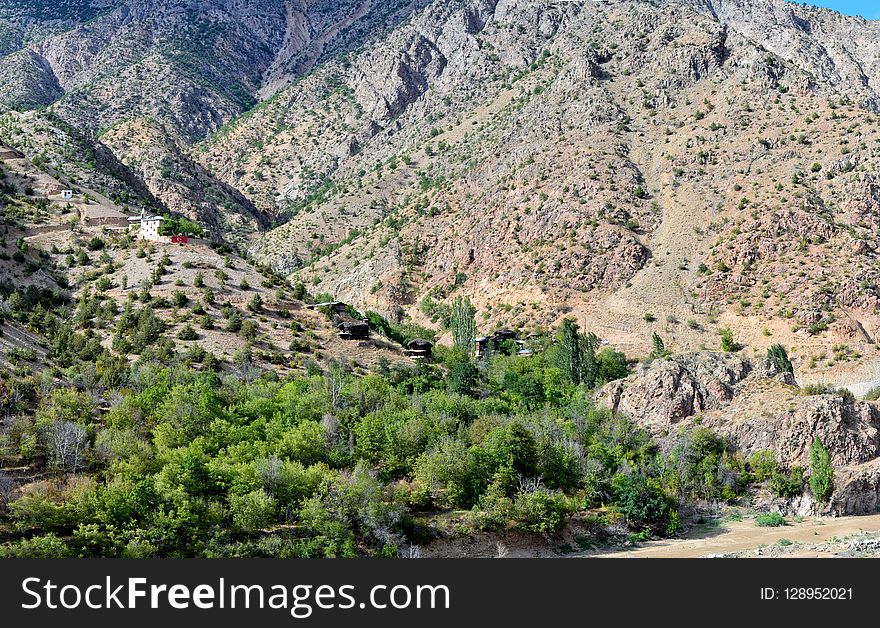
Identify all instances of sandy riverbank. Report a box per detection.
[584,513,880,558]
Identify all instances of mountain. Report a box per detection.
[6,0,880,369]
[188,0,880,375]
[5,0,880,383]
[0,0,432,243]
[7,0,880,558]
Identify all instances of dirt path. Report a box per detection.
[584,514,880,558]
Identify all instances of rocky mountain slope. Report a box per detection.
[187,0,880,372]
[0,142,413,376]
[6,0,880,374]
[0,0,431,244]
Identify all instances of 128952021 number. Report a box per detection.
[784,587,853,600]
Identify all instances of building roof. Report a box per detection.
[406,338,433,349]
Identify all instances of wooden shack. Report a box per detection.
[405,338,433,361]
[337,319,370,340]
[475,329,521,358]
[493,329,518,342]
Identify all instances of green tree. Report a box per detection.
[809,437,833,503]
[650,332,668,359]
[178,324,198,341]
[450,296,476,351]
[559,318,581,384]
[230,490,277,533]
[557,319,599,387]
[720,328,737,352]
[446,351,480,396]
[596,348,629,384]
[226,310,243,333]
[248,293,263,313]
[611,472,678,535]
[767,344,793,374]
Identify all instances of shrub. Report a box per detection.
[809,437,833,503]
[650,332,668,359]
[611,473,676,535]
[230,489,277,533]
[171,291,188,308]
[755,513,786,527]
[0,534,70,558]
[748,450,778,483]
[512,489,571,533]
[769,466,804,498]
[720,328,737,352]
[177,325,198,341]
[767,344,793,374]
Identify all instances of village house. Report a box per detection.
[475,329,523,358]
[128,209,164,242]
[337,318,370,340]
[404,338,434,361]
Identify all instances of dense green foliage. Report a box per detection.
[0,309,774,558]
[809,437,833,504]
[159,216,203,237]
[0,267,802,558]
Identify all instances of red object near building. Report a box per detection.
[171,235,188,245]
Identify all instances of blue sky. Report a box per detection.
[801,1,880,19]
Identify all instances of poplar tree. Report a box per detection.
[809,437,833,504]
[451,296,477,351]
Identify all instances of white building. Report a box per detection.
[128,209,164,241]
[61,189,73,200]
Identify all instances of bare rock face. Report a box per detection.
[829,460,880,516]
[598,352,753,431]
[708,395,880,469]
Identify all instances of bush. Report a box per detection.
[720,328,737,352]
[0,534,70,558]
[512,489,571,533]
[809,438,833,503]
[171,291,188,308]
[230,489,277,533]
[748,450,778,483]
[865,386,880,401]
[611,473,676,535]
[755,513,786,527]
[769,466,804,498]
[596,348,629,384]
[177,324,198,341]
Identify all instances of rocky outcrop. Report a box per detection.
[708,395,880,469]
[598,352,757,431]
[600,351,880,515]
[0,49,62,110]
[828,460,880,516]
